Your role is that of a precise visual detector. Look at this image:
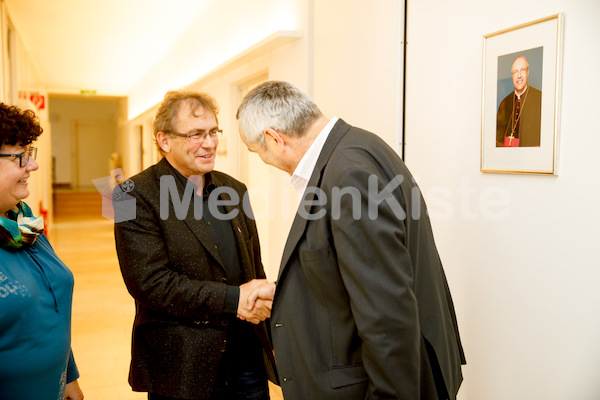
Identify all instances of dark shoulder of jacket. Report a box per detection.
[125,160,167,191]
[334,126,407,172]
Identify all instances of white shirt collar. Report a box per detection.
[515,85,528,99]
[291,116,339,196]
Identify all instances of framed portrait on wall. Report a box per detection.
[481,13,563,174]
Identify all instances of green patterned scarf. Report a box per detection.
[0,201,45,250]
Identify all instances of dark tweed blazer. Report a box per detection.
[114,158,276,399]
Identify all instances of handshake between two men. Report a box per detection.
[236,279,276,324]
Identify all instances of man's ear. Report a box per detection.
[264,128,285,149]
[156,131,171,153]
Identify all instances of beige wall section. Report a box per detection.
[312,0,402,150]
[0,3,52,226]
[22,102,52,226]
[127,0,305,120]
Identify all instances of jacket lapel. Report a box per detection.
[278,119,351,280]
[153,159,224,269]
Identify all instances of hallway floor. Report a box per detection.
[50,198,283,399]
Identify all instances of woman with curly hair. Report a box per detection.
[0,103,84,400]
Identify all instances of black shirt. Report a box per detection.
[168,162,242,315]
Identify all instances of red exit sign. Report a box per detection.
[30,94,46,110]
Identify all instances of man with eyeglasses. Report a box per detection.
[114,90,277,400]
[496,55,542,147]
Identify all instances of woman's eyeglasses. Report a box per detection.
[0,147,37,167]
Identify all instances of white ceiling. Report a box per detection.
[5,0,211,96]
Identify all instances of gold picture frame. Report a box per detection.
[481,13,563,174]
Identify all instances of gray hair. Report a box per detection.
[236,81,322,147]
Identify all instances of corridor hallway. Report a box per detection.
[50,191,283,399]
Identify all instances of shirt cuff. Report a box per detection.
[223,285,240,315]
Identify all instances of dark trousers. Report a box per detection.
[210,368,269,400]
[148,395,186,400]
[149,320,268,400]
[147,366,268,400]
[210,338,269,400]
[147,350,268,400]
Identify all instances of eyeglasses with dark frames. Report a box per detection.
[167,129,223,142]
[0,147,37,167]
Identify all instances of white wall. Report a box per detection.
[406,1,600,399]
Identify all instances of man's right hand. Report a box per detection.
[247,281,275,309]
[237,279,274,324]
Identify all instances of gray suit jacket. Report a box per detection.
[270,119,465,400]
[114,158,276,399]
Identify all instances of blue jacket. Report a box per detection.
[0,233,79,399]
